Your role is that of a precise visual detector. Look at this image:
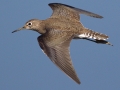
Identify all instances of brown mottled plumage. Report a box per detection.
[12,3,112,84]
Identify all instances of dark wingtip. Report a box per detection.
[77,81,81,85]
[74,78,81,84]
[95,15,103,19]
[90,13,103,18]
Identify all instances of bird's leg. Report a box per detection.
[81,38,113,46]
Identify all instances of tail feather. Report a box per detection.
[74,28,113,46]
[77,28,108,40]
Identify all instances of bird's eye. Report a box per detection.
[27,22,32,26]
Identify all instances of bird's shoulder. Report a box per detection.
[43,18,83,32]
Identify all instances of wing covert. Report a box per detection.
[49,3,103,21]
[37,30,80,84]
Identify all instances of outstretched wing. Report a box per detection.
[37,30,80,84]
[49,3,103,21]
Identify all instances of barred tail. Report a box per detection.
[77,28,109,40]
[74,28,113,46]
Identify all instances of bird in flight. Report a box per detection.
[12,3,112,84]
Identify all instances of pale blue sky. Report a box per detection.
[0,0,120,90]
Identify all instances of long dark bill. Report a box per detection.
[12,27,24,33]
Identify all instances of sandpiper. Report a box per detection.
[12,3,112,84]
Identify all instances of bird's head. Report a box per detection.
[12,19,43,33]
